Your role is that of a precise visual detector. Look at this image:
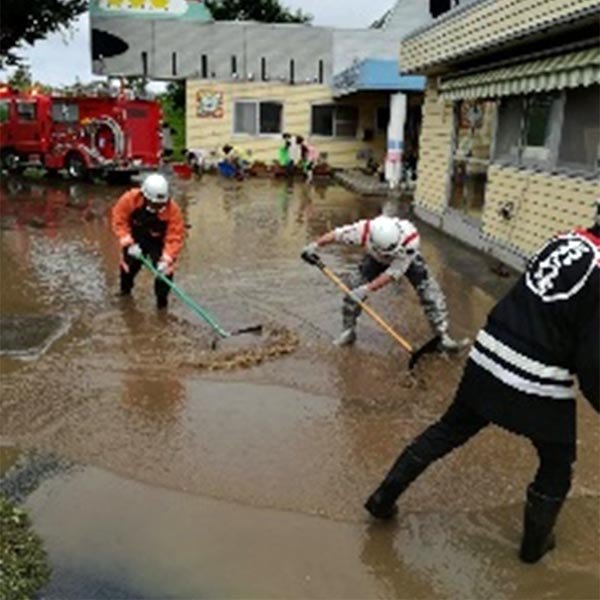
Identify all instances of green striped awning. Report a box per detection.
[439,47,600,100]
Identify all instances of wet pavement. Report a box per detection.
[0,175,598,599]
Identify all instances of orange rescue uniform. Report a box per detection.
[111,188,185,269]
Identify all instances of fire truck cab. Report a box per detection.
[0,86,163,180]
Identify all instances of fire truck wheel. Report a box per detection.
[1,149,24,174]
[65,153,89,180]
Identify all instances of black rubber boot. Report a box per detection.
[364,449,428,520]
[519,485,564,564]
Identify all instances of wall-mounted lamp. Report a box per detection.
[499,201,515,221]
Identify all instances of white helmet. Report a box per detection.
[369,215,401,256]
[141,173,169,205]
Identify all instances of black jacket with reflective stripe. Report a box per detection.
[459,228,599,444]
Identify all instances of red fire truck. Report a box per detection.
[0,86,163,180]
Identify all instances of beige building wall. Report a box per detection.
[401,0,598,72]
[414,79,598,264]
[186,81,387,168]
[413,79,453,214]
[482,167,598,257]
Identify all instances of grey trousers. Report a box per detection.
[341,254,449,335]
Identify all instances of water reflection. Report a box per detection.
[0,177,116,230]
[360,522,430,599]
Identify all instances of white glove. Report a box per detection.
[156,260,169,274]
[127,243,142,259]
[302,241,319,256]
[349,285,369,303]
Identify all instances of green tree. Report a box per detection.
[7,64,32,90]
[205,0,311,23]
[0,0,87,66]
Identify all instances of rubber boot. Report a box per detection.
[334,327,356,347]
[364,449,428,520]
[335,310,358,347]
[519,485,564,564]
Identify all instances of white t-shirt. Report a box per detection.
[333,218,420,280]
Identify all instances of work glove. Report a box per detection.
[156,260,169,275]
[301,242,321,266]
[348,285,369,303]
[127,243,142,259]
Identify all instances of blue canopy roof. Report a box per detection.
[333,59,426,97]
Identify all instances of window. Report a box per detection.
[449,100,498,219]
[51,102,79,123]
[233,100,283,135]
[311,104,359,137]
[0,100,9,123]
[311,105,334,136]
[494,97,522,162]
[521,95,558,165]
[494,93,562,169]
[201,54,208,79]
[289,59,295,84]
[335,105,359,137]
[231,55,237,76]
[318,60,324,84]
[16,101,36,121]
[558,85,599,173]
[259,102,282,134]
[172,52,177,76]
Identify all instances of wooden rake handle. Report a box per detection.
[320,265,414,354]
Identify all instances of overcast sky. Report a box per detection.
[0,1,394,87]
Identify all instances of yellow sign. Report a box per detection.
[98,0,187,15]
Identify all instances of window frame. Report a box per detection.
[232,98,284,137]
[51,101,80,123]
[310,102,359,139]
[16,100,37,122]
[556,85,599,176]
[492,91,578,173]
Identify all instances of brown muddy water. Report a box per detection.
[0,175,598,599]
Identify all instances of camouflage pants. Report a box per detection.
[341,254,449,335]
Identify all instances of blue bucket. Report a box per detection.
[218,161,238,178]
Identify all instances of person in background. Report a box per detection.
[278,133,295,178]
[302,214,466,350]
[222,144,251,178]
[364,199,600,564]
[296,135,319,184]
[112,173,185,309]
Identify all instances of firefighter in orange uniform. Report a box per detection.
[112,173,185,309]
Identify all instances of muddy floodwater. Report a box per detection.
[0,175,598,599]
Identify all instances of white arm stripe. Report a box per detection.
[476,330,573,381]
[470,348,575,400]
